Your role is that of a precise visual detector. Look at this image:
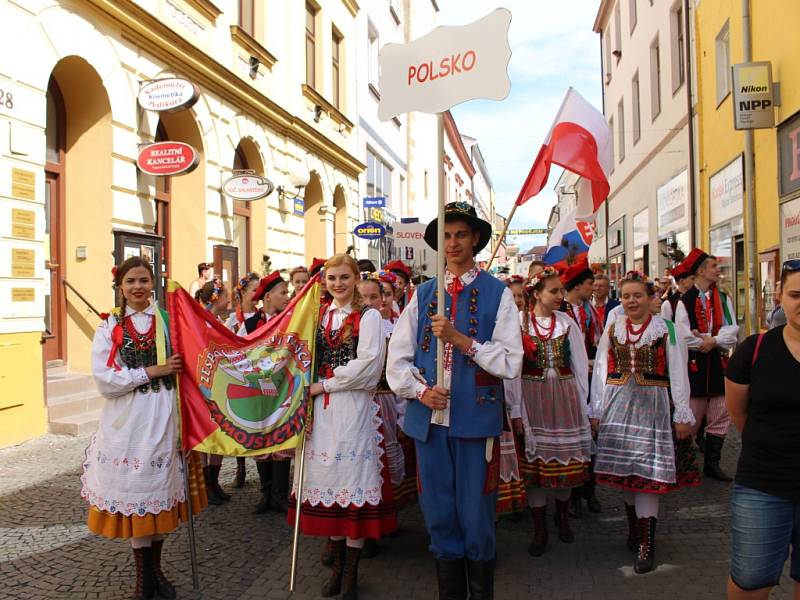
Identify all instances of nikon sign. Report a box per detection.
[732,62,774,130]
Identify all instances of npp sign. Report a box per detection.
[732,62,775,130]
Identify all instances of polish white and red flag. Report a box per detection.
[515,87,612,220]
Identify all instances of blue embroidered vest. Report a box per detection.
[403,271,506,442]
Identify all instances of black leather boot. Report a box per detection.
[341,546,362,600]
[320,539,346,597]
[634,517,657,574]
[132,547,155,600]
[150,540,176,599]
[528,506,548,557]
[254,460,272,514]
[210,464,231,501]
[568,487,583,519]
[361,538,380,558]
[466,559,495,600]
[703,434,733,482]
[269,459,291,513]
[203,466,223,506]
[624,503,639,553]
[435,558,467,600]
[321,538,335,567]
[555,500,575,543]
[234,456,247,488]
[584,460,601,513]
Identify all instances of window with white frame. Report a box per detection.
[715,20,731,105]
[650,35,661,119]
[305,3,317,88]
[604,29,612,83]
[366,149,392,211]
[389,0,402,24]
[331,28,343,109]
[368,22,380,91]
[609,116,615,173]
[671,2,686,93]
[613,1,622,61]
[632,72,641,144]
[629,0,637,33]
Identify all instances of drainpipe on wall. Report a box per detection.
[684,0,697,249]
[742,0,759,333]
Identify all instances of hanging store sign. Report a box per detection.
[377,8,512,120]
[732,62,774,130]
[138,78,200,113]
[657,169,689,237]
[293,198,304,216]
[709,156,744,227]
[222,174,274,201]
[353,222,386,240]
[137,142,200,176]
[363,196,386,208]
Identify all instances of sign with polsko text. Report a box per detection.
[353,222,386,240]
[377,9,512,121]
[363,196,386,208]
[732,62,774,130]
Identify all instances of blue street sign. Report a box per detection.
[293,198,304,216]
[363,196,386,208]
[353,221,386,240]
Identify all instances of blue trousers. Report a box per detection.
[415,425,497,561]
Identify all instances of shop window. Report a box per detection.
[366,148,392,212]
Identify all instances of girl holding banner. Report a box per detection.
[81,256,207,600]
[290,254,396,600]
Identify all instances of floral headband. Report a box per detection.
[527,266,560,290]
[506,275,524,286]
[360,271,381,282]
[378,270,399,289]
[235,273,259,295]
[621,270,648,283]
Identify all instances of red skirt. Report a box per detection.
[287,425,398,539]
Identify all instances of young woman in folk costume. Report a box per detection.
[195,281,235,506]
[289,266,310,298]
[377,270,418,512]
[225,272,260,336]
[509,267,592,556]
[241,271,294,515]
[289,254,395,600]
[496,275,528,520]
[81,257,207,600]
[223,272,261,489]
[590,272,700,574]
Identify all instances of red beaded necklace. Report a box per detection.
[122,313,156,349]
[322,310,360,348]
[625,314,652,345]
[532,311,557,341]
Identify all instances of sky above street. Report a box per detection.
[437,1,601,252]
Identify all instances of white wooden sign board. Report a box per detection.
[378,8,512,121]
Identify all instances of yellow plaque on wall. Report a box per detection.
[11,223,35,239]
[11,288,35,302]
[11,248,35,278]
[11,168,35,200]
[11,208,35,225]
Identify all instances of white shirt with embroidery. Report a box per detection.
[386,267,523,428]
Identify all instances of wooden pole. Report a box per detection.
[434,113,446,425]
[288,431,308,591]
[486,202,519,271]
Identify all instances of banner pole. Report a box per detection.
[486,202,519,271]
[434,113,446,425]
[180,452,200,590]
[289,430,308,592]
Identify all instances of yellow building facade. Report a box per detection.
[0,0,365,447]
[695,0,800,332]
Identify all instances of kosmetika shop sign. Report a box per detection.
[137,142,200,176]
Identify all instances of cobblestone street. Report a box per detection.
[0,431,794,600]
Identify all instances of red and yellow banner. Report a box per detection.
[168,276,320,456]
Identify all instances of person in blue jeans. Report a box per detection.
[725,260,800,599]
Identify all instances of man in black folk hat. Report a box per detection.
[674,249,739,481]
[387,202,523,599]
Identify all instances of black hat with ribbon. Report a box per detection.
[424,201,493,254]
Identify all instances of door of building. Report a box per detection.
[43,171,65,363]
[114,232,164,306]
[214,245,239,310]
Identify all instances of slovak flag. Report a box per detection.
[515,88,612,220]
[542,208,595,268]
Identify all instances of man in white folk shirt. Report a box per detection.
[386,202,523,600]
[673,249,739,481]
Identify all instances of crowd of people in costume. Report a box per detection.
[81,202,800,600]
